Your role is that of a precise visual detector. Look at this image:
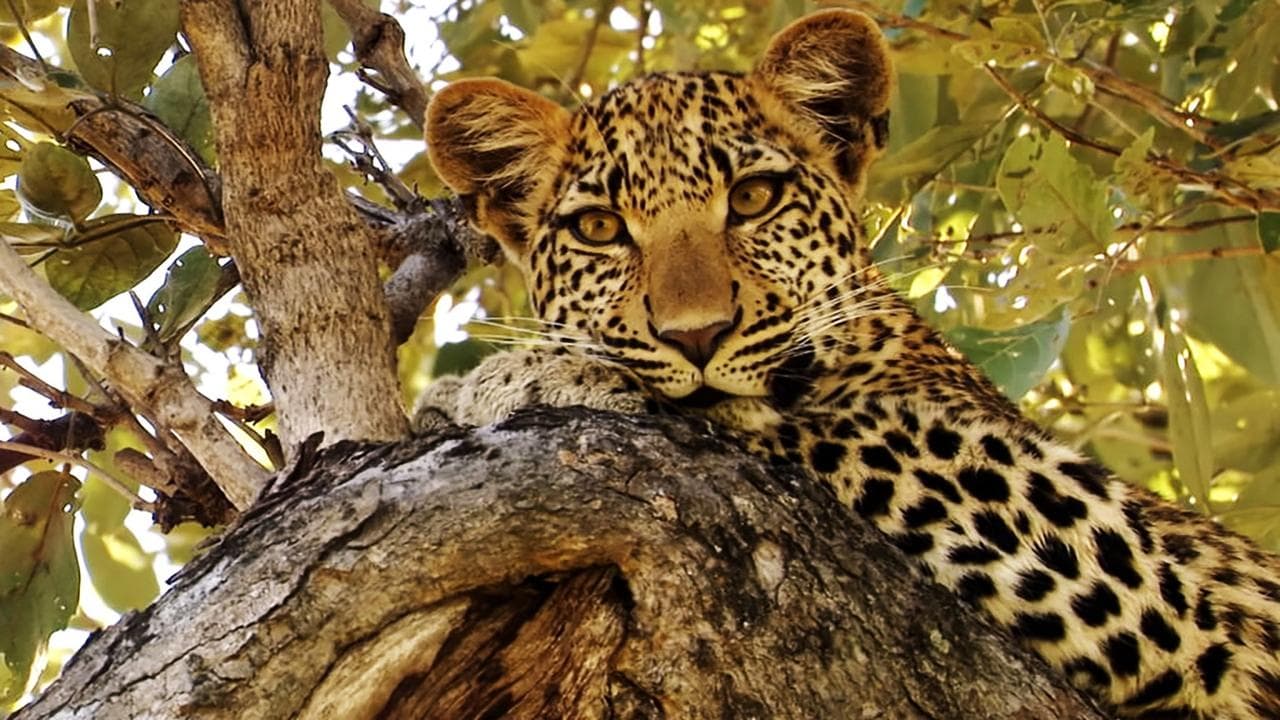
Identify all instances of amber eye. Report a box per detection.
[728,176,783,220]
[570,209,626,245]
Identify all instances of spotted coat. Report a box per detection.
[421,9,1280,718]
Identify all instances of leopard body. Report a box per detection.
[422,10,1280,717]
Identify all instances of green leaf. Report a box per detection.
[501,0,544,34]
[944,304,1071,399]
[16,142,102,222]
[1161,325,1214,510]
[1212,389,1280,474]
[951,18,1045,68]
[1044,63,1094,101]
[0,471,80,706]
[1258,212,1280,254]
[432,338,498,378]
[1184,220,1280,385]
[0,67,93,134]
[162,521,216,566]
[0,0,60,25]
[0,189,21,220]
[67,0,180,98]
[997,132,1112,256]
[146,246,226,345]
[1113,128,1176,208]
[142,56,214,164]
[515,18,632,84]
[45,215,178,310]
[866,123,989,205]
[80,525,158,613]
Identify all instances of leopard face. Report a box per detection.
[427,10,897,405]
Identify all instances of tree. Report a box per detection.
[0,0,1277,716]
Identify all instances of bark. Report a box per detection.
[181,0,407,452]
[18,408,1106,720]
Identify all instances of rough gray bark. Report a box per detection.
[18,408,1107,720]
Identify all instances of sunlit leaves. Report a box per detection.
[45,215,178,310]
[997,132,1111,256]
[946,305,1071,399]
[514,18,632,87]
[0,471,80,706]
[952,17,1044,68]
[67,0,180,98]
[1184,220,1280,386]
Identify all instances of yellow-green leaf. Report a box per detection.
[80,525,158,613]
[1162,325,1214,510]
[944,304,1071,399]
[45,215,178,310]
[0,0,60,26]
[67,0,179,98]
[16,142,102,222]
[0,471,80,706]
[997,132,1112,255]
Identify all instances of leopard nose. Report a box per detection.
[659,320,734,368]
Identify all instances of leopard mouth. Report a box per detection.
[673,385,734,409]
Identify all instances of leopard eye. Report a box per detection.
[571,209,626,245]
[728,176,783,220]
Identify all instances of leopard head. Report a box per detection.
[427,10,896,406]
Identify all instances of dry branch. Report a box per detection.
[329,0,430,127]
[0,239,267,508]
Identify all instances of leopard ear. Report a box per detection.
[426,79,571,256]
[753,10,893,181]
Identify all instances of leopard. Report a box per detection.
[418,9,1280,718]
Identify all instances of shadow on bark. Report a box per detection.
[17,407,1107,720]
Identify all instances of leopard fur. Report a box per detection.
[421,10,1280,718]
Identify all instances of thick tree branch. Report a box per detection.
[17,409,1106,720]
[0,240,267,508]
[182,0,408,452]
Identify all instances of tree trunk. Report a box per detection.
[17,408,1106,720]
[182,0,407,452]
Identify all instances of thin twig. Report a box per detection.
[0,351,100,415]
[568,0,611,91]
[328,0,430,127]
[0,439,150,508]
[634,0,650,76]
[4,0,46,69]
[0,239,268,509]
[984,66,1276,212]
[0,311,31,329]
[1115,245,1267,274]
[0,406,44,434]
